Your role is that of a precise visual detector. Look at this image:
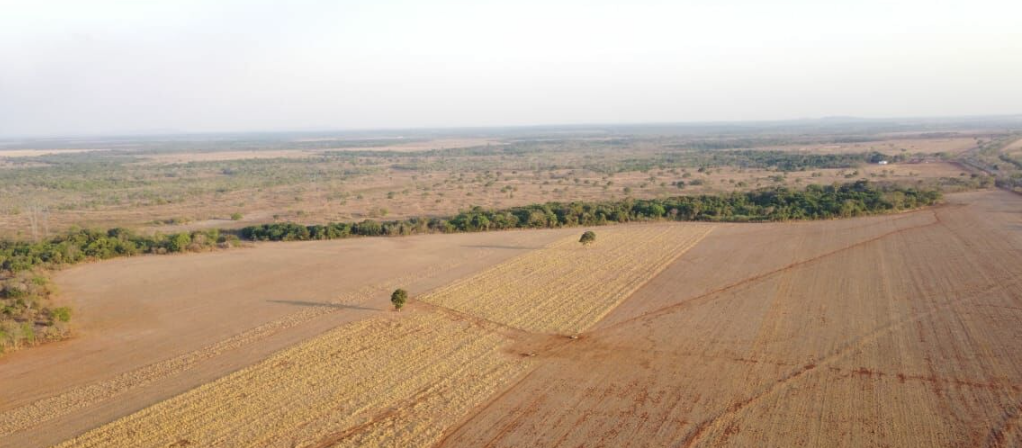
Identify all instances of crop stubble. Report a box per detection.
[52,223,712,447]
[437,191,1022,448]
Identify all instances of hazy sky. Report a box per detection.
[1,0,1020,136]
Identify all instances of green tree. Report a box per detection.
[391,288,408,311]
[579,230,596,246]
[166,233,191,252]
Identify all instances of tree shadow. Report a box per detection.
[267,300,378,311]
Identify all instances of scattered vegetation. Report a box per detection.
[1,272,70,354]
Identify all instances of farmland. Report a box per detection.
[421,224,712,334]
[0,228,576,447]
[0,189,1015,447]
[40,222,709,447]
[2,121,1022,448]
[439,190,1022,448]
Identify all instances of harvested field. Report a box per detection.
[56,312,533,448]
[422,224,713,334]
[9,190,1022,448]
[45,222,711,448]
[0,228,575,448]
[439,190,1022,448]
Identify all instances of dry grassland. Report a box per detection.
[421,224,713,334]
[764,137,978,155]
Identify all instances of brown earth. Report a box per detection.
[6,190,1020,448]
[0,228,576,448]
[439,190,1022,447]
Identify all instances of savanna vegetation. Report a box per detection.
[1,272,71,354]
[0,180,942,274]
[238,180,941,241]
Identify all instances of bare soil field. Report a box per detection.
[6,189,1020,448]
[44,222,711,447]
[440,190,1022,448]
[1005,136,1022,159]
[0,228,576,448]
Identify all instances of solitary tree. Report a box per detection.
[579,230,596,246]
[391,288,408,311]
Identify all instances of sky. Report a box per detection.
[1,0,1020,137]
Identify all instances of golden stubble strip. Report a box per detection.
[421,224,714,334]
[0,252,490,438]
[56,312,534,448]
[53,223,714,447]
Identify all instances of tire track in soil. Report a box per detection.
[677,208,1022,448]
[437,209,945,448]
[434,369,543,448]
[590,208,943,337]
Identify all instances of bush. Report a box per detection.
[579,231,596,246]
[51,307,72,323]
[391,289,408,311]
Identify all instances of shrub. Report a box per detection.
[391,289,408,311]
[51,307,72,323]
[579,231,596,246]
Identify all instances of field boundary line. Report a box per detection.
[583,226,714,332]
[433,367,542,448]
[0,250,497,438]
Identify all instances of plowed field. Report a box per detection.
[6,190,1022,448]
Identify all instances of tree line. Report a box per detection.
[0,180,941,354]
[236,180,940,239]
[1,180,940,274]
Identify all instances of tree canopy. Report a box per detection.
[579,231,596,246]
[391,289,408,311]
